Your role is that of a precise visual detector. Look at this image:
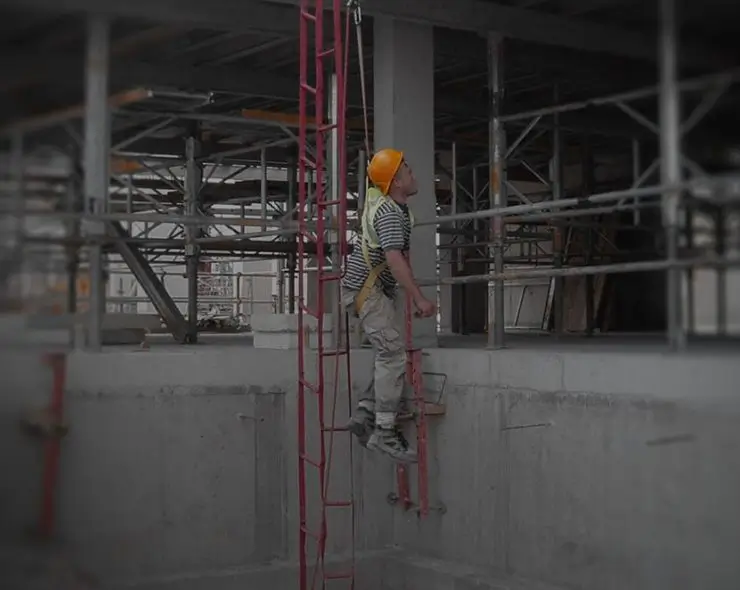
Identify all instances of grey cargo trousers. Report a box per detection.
[342,286,409,417]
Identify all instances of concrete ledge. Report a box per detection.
[251,313,334,350]
[109,550,391,590]
[385,553,567,590]
[103,550,566,590]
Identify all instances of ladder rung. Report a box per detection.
[321,349,347,357]
[300,525,321,540]
[300,303,319,318]
[300,82,317,96]
[299,230,318,243]
[322,426,349,432]
[324,572,353,581]
[319,273,342,281]
[317,122,337,133]
[315,198,341,207]
[299,453,322,469]
[318,47,335,59]
[324,500,352,508]
[300,9,316,22]
[300,154,316,168]
[299,378,317,393]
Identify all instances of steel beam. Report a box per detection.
[0,0,722,65]
[261,0,722,65]
[108,221,190,342]
[2,53,716,141]
[82,15,110,351]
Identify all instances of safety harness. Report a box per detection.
[355,186,415,314]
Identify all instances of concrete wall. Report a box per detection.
[2,345,739,589]
[410,348,740,590]
[0,347,397,589]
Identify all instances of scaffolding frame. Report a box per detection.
[0,0,738,350]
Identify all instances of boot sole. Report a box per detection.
[347,420,371,447]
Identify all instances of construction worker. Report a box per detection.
[341,149,436,463]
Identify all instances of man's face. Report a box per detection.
[392,161,418,197]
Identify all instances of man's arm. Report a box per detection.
[385,250,423,303]
[375,208,429,308]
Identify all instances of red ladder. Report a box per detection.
[394,293,430,516]
[392,258,447,518]
[296,1,353,589]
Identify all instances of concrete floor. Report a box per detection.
[2,340,739,589]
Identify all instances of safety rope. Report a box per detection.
[347,0,371,156]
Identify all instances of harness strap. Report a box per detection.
[354,261,388,315]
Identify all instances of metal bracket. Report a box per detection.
[386,492,447,515]
[21,407,69,439]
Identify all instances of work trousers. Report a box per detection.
[342,286,409,416]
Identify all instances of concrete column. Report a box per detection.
[374,17,437,347]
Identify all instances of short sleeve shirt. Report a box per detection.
[342,200,412,297]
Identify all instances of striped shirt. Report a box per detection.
[342,200,412,297]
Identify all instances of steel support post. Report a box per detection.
[659,0,685,350]
[277,260,286,313]
[582,135,595,335]
[260,147,268,231]
[287,151,297,314]
[631,139,642,226]
[487,33,506,349]
[685,200,695,335]
[451,142,464,334]
[328,72,342,345]
[551,86,564,336]
[185,131,203,343]
[0,131,25,303]
[10,130,24,252]
[66,149,82,316]
[715,208,726,336]
[82,15,110,351]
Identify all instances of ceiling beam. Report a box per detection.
[0,0,723,67]
[0,0,299,36]
[261,0,722,67]
[0,54,668,140]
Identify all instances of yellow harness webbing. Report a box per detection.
[354,187,413,315]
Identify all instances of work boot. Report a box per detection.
[367,426,417,463]
[347,406,375,447]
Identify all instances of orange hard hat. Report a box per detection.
[367,148,404,195]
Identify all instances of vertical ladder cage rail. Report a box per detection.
[399,291,430,517]
[297,1,353,589]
